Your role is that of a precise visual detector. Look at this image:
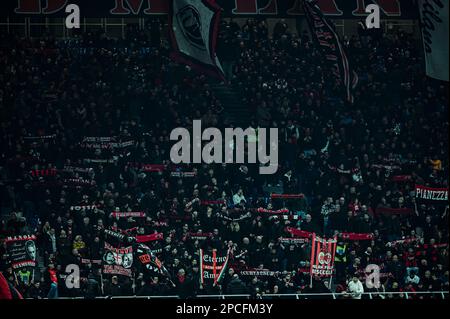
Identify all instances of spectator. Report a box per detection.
[347,275,364,299]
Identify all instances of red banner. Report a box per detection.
[136,233,164,243]
[285,227,314,239]
[257,208,289,214]
[310,234,337,277]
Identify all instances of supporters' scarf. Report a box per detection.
[217,212,251,222]
[70,205,98,212]
[371,164,401,171]
[415,185,449,201]
[135,233,164,243]
[81,140,134,149]
[270,215,301,221]
[81,258,102,265]
[152,221,169,227]
[23,134,56,140]
[256,208,301,221]
[63,166,94,174]
[64,178,95,187]
[200,200,225,206]
[279,237,309,244]
[185,232,213,241]
[128,163,167,172]
[110,226,139,235]
[239,269,280,277]
[271,194,304,199]
[171,171,196,178]
[386,237,420,247]
[83,137,116,143]
[339,232,373,241]
[83,158,116,164]
[110,211,146,218]
[30,168,57,177]
[286,227,373,241]
[103,229,134,243]
[285,227,314,238]
[256,208,289,214]
[303,0,358,103]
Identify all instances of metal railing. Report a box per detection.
[48,291,448,300]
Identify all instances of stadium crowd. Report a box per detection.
[0,17,448,299]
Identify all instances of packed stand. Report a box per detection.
[0,18,448,299]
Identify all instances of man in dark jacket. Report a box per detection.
[226,274,248,295]
[174,268,194,298]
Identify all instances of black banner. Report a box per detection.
[4,235,37,270]
[0,0,418,18]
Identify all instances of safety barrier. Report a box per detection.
[51,291,448,300]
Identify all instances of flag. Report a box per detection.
[199,248,231,285]
[418,0,449,81]
[136,243,172,279]
[310,234,337,277]
[102,242,134,277]
[302,0,358,103]
[4,235,37,270]
[169,0,225,79]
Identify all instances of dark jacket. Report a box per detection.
[226,276,248,295]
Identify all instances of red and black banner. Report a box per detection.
[110,211,146,218]
[310,234,337,277]
[303,0,359,103]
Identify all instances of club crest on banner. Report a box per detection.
[177,5,206,50]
